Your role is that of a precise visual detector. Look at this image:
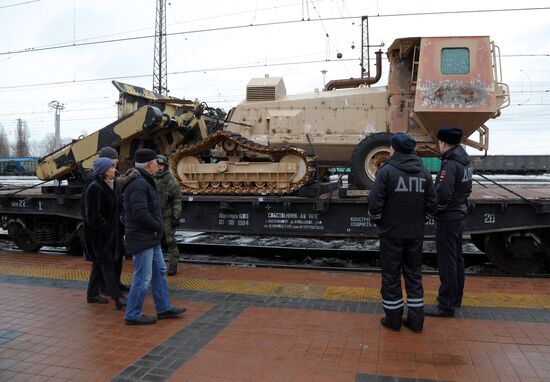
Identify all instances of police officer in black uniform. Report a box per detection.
[369,133,436,332]
[425,128,473,318]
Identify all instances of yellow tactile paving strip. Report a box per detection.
[1,263,549,309]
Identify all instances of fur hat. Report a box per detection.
[390,132,416,154]
[93,157,114,175]
[134,148,157,164]
[437,128,463,145]
[98,146,118,159]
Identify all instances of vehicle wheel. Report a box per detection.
[349,133,391,189]
[7,222,42,252]
[470,234,486,253]
[485,232,545,274]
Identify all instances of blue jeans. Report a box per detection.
[125,245,173,320]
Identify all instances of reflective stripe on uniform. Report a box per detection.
[383,303,404,310]
[406,297,424,308]
[382,298,404,310]
[382,298,403,305]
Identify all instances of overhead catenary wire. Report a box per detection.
[23,0,323,52]
[2,51,549,93]
[0,58,359,91]
[0,0,39,9]
[2,6,550,57]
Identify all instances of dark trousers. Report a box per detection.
[435,219,466,313]
[99,255,124,292]
[163,222,180,265]
[87,261,123,300]
[380,237,424,330]
[115,254,123,285]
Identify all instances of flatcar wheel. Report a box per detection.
[7,222,42,252]
[485,233,545,275]
[470,234,486,253]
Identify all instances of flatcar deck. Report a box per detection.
[1,183,549,274]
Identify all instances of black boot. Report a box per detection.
[167,262,178,276]
[125,315,157,325]
[380,317,400,331]
[114,296,127,310]
[87,296,109,304]
[402,318,423,333]
[424,306,454,318]
[157,307,186,320]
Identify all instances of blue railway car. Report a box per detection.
[0,157,39,176]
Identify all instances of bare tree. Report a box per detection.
[0,124,9,157]
[14,119,30,157]
[31,134,72,157]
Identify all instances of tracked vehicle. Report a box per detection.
[35,82,315,196]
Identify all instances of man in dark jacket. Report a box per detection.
[425,128,473,318]
[84,158,126,310]
[154,155,182,276]
[120,148,186,325]
[368,133,436,332]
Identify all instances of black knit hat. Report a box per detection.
[390,132,416,154]
[98,146,118,159]
[134,148,157,164]
[437,128,463,145]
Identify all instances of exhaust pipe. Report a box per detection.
[324,50,383,91]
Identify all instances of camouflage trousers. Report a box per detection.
[163,221,180,265]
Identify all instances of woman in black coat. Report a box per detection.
[84,157,127,309]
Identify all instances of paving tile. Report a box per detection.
[2,251,550,381]
[0,280,210,381]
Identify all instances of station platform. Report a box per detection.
[0,251,549,382]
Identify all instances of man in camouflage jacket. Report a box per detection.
[154,155,182,275]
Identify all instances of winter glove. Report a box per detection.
[171,217,180,228]
[368,213,382,226]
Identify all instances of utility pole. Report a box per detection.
[360,16,384,81]
[48,101,65,149]
[360,16,369,78]
[153,0,168,95]
[321,70,327,87]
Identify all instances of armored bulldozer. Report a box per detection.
[36,81,316,196]
[36,35,508,196]
[226,36,509,189]
[35,82,226,184]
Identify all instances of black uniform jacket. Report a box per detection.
[368,153,437,239]
[435,145,473,221]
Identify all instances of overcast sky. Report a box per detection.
[0,0,549,155]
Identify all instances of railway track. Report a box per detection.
[2,232,548,277]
